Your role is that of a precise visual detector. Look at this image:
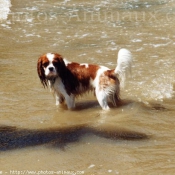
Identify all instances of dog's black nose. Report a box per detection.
[49,67,54,71]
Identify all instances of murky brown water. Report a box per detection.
[0,0,175,174]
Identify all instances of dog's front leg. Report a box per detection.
[53,79,75,109]
[55,92,65,106]
[65,94,75,109]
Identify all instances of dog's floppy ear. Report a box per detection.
[53,53,66,75]
[37,55,48,88]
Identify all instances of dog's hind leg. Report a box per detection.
[109,92,120,107]
[95,89,110,110]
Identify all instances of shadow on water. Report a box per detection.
[75,99,170,111]
[71,99,136,111]
[0,124,149,151]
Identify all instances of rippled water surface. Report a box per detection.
[0,0,175,174]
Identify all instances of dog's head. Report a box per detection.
[37,53,65,87]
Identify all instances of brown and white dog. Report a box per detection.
[37,49,132,110]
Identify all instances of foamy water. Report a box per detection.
[0,0,11,21]
[0,0,174,102]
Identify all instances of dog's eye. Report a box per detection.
[43,62,48,67]
[52,60,59,67]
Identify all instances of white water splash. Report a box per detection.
[142,79,174,101]
[0,0,11,21]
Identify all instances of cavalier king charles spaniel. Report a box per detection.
[37,49,132,110]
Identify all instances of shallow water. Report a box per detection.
[0,0,175,174]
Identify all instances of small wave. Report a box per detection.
[152,41,172,48]
[0,0,11,21]
[142,79,174,101]
[132,39,142,43]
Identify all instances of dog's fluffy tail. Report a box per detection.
[114,48,132,88]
